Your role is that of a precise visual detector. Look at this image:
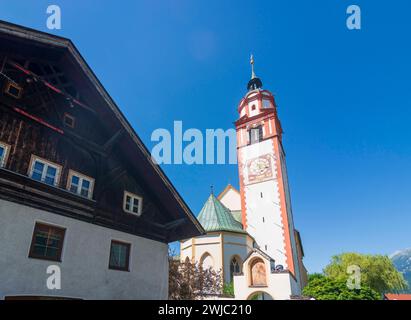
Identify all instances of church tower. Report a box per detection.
[235,56,300,281]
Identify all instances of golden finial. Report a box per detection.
[250,54,256,79]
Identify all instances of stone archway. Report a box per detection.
[249,258,267,286]
[247,291,274,300]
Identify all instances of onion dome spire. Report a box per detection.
[247,54,263,91]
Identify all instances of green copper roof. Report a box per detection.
[197,194,245,234]
[230,210,243,224]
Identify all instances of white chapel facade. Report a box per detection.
[180,57,308,300]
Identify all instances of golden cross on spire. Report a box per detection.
[250,54,256,79]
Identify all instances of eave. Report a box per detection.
[0,20,204,241]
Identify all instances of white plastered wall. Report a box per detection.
[219,188,241,211]
[0,199,168,300]
[239,139,288,268]
[233,251,298,300]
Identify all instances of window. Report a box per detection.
[249,126,263,144]
[4,81,22,99]
[29,156,61,186]
[123,191,143,216]
[29,223,66,262]
[230,257,241,281]
[63,113,75,128]
[200,252,214,270]
[67,170,94,199]
[0,142,10,168]
[109,240,131,271]
[262,99,271,109]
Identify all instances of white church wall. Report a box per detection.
[180,239,193,262]
[219,188,241,211]
[279,148,302,288]
[234,272,294,300]
[233,252,295,300]
[196,235,222,272]
[181,233,223,272]
[240,139,288,268]
[221,233,251,283]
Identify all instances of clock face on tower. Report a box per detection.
[246,154,274,184]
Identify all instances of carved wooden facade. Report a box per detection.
[0,21,203,243]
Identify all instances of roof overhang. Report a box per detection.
[0,20,205,241]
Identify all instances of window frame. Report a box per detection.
[28,222,66,262]
[4,81,23,99]
[123,191,143,216]
[0,141,11,168]
[108,240,131,272]
[262,98,272,109]
[230,257,242,281]
[66,169,95,199]
[63,113,76,129]
[249,125,263,145]
[28,155,62,187]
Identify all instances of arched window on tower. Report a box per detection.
[230,256,242,281]
[249,125,263,144]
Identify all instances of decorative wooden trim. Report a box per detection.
[0,20,204,238]
[123,191,143,216]
[4,81,22,99]
[28,155,63,187]
[0,169,170,243]
[66,169,95,200]
[63,113,76,129]
[0,141,11,168]
[13,107,64,135]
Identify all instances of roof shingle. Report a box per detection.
[197,194,245,234]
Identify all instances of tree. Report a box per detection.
[169,253,222,300]
[303,274,380,300]
[223,282,234,297]
[324,253,408,294]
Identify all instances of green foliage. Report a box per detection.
[168,251,223,300]
[223,282,234,297]
[324,253,408,294]
[308,273,325,281]
[303,274,380,300]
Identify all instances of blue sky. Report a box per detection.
[2,0,410,272]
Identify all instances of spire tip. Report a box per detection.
[250,54,256,79]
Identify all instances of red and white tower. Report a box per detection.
[236,56,301,282]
